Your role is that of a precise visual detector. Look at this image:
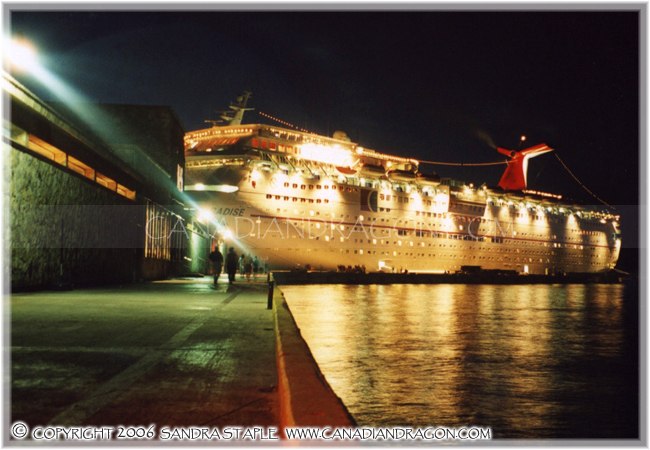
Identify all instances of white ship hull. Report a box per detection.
[188,164,620,275]
[183,101,620,275]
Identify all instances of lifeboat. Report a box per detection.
[251,159,274,171]
[387,169,417,183]
[359,164,386,178]
[415,173,441,186]
[336,166,359,176]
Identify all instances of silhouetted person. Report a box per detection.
[208,246,223,286]
[238,254,245,280]
[225,247,238,284]
[243,254,253,282]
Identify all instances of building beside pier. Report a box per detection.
[5,73,209,290]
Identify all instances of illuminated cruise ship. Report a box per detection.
[184,93,621,274]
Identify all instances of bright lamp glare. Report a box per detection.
[6,38,39,72]
[298,143,357,167]
[197,208,214,223]
[215,184,239,193]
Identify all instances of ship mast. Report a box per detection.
[220,91,254,126]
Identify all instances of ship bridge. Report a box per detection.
[184,123,428,192]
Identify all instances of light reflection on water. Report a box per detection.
[282,283,637,439]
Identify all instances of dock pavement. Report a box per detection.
[8,275,353,443]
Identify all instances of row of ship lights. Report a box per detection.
[192,162,616,226]
[190,116,613,219]
[254,162,616,226]
[186,112,315,142]
[188,123,617,226]
[487,193,617,224]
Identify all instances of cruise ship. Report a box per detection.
[184,93,621,275]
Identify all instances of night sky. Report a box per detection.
[8,8,640,262]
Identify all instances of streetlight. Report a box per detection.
[3,36,77,103]
[5,37,39,73]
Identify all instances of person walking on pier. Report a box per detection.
[208,246,223,286]
[226,247,238,285]
[243,254,253,282]
[238,254,245,280]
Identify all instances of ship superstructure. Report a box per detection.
[184,97,621,274]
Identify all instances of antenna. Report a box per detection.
[206,91,254,126]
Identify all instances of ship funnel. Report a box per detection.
[497,143,553,191]
[332,130,351,142]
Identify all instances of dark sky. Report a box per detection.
[9,9,639,208]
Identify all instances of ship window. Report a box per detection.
[317,185,322,189]
[261,140,268,149]
[301,198,306,203]
[269,142,277,150]
[332,186,337,190]
[284,182,289,187]
[309,185,314,190]
[275,195,280,200]
[292,183,298,188]
[251,138,260,148]
[309,199,314,203]
[283,196,289,201]
[317,199,322,203]
[324,185,329,189]
[301,184,306,189]
[325,199,329,203]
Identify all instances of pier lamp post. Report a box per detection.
[5,37,39,73]
[4,35,91,109]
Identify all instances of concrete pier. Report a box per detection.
[271,270,626,285]
[272,286,356,428]
[9,276,353,441]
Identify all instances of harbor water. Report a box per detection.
[282,282,638,439]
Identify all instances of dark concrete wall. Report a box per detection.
[10,148,142,290]
[91,104,185,200]
[10,92,190,290]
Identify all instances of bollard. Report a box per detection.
[267,272,274,310]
